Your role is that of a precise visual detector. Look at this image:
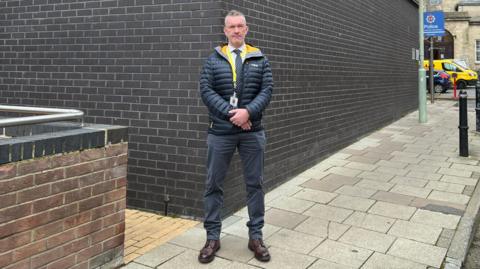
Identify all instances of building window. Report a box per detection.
[477,40,480,62]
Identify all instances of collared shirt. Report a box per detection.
[228,43,246,63]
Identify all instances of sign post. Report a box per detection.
[419,0,427,123]
[423,11,445,104]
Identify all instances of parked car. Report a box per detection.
[426,70,451,93]
[424,59,478,89]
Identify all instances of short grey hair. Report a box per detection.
[224,10,246,25]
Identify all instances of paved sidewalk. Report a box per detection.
[123,100,480,269]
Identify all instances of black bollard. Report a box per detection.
[476,81,480,131]
[459,90,469,157]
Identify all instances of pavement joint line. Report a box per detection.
[445,172,480,269]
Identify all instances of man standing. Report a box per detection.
[198,10,273,264]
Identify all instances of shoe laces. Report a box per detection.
[205,240,217,249]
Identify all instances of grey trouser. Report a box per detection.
[203,130,266,240]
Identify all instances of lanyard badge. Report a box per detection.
[229,92,238,108]
[226,48,245,108]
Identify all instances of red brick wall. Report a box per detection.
[0,143,128,269]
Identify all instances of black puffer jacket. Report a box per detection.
[199,43,273,135]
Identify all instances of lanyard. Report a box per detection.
[226,48,246,88]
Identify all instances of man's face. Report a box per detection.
[224,15,248,48]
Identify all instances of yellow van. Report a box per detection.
[424,59,478,89]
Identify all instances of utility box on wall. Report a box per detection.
[0,0,419,218]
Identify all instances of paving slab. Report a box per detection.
[346,155,380,164]
[215,235,255,263]
[447,157,479,166]
[308,259,355,269]
[168,227,210,251]
[339,227,396,253]
[310,239,373,268]
[410,198,465,216]
[222,215,244,229]
[451,163,480,173]
[343,211,395,233]
[224,262,262,269]
[463,185,475,196]
[362,151,392,160]
[362,252,427,269]
[428,191,471,205]
[420,154,449,162]
[425,181,465,194]
[388,220,442,245]
[328,194,376,212]
[133,243,186,268]
[358,171,395,182]
[292,188,337,204]
[355,179,394,191]
[407,170,442,181]
[410,209,461,229]
[265,228,324,254]
[327,166,363,177]
[371,191,415,206]
[264,185,303,203]
[341,148,367,156]
[304,204,353,222]
[391,151,420,158]
[375,166,409,176]
[438,168,472,178]
[264,208,308,229]
[296,168,329,180]
[323,158,350,167]
[390,184,432,198]
[248,247,316,269]
[344,161,377,171]
[368,201,416,220]
[223,217,281,239]
[334,185,376,199]
[266,196,315,213]
[441,175,478,186]
[389,176,428,188]
[330,152,352,159]
[418,159,452,168]
[301,174,360,192]
[389,156,422,164]
[376,160,409,169]
[406,164,441,174]
[123,263,153,269]
[157,249,232,268]
[403,147,432,155]
[387,238,447,268]
[294,217,350,240]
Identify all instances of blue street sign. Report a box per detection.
[424,11,445,37]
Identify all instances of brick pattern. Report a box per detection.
[123,209,198,263]
[0,143,128,269]
[0,0,419,217]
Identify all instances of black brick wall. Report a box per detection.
[0,0,419,218]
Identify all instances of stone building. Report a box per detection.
[430,0,480,70]
[0,0,419,218]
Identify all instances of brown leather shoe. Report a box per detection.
[248,239,270,262]
[198,240,220,263]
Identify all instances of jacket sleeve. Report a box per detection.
[199,57,232,121]
[245,57,273,121]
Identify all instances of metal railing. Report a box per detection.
[0,105,84,128]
